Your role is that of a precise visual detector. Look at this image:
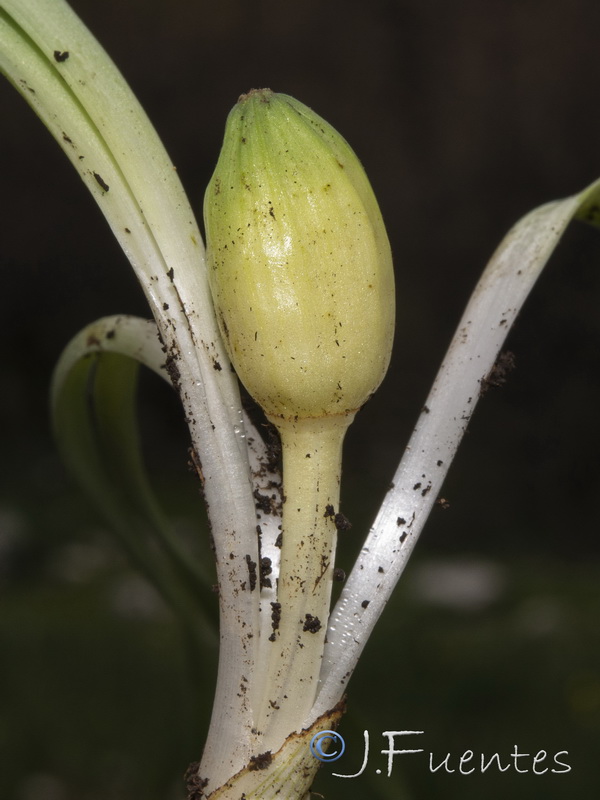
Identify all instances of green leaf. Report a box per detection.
[51,315,217,644]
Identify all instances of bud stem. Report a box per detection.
[256,414,352,746]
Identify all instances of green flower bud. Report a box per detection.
[204,89,395,422]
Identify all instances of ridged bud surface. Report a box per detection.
[204,88,395,421]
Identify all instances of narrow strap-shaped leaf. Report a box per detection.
[313,177,600,718]
[51,315,217,641]
[1,8,262,758]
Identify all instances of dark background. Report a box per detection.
[1,1,599,798]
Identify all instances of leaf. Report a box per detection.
[1,8,263,743]
[314,177,600,718]
[51,315,217,641]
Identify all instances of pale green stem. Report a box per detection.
[255,414,351,749]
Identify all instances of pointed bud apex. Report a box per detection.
[204,89,395,422]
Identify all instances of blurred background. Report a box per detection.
[1,0,599,798]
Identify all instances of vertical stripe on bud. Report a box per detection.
[204,88,395,422]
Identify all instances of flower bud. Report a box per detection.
[204,89,395,422]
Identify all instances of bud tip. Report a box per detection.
[237,87,274,104]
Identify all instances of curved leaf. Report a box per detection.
[314,177,600,718]
[51,315,217,642]
[1,8,262,754]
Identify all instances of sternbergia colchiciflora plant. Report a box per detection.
[2,1,600,798]
[203,88,395,750]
